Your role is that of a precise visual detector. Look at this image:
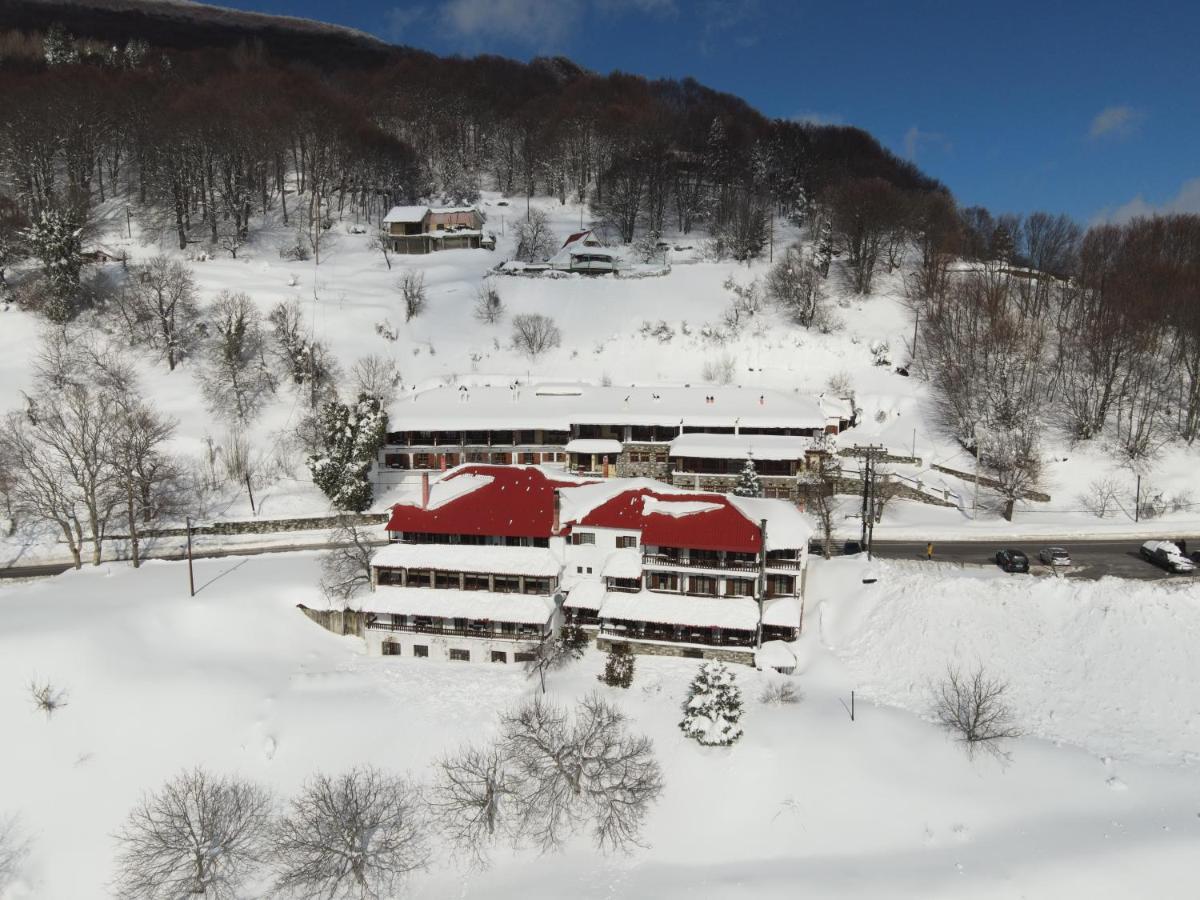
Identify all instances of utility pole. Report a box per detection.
[911,309,920,367]
[1135,473,1142,523]
[755,519,767,649]
[853,445,886,557]
[245,474,256,516]
[185,516,195,597]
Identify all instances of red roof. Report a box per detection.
[385,466,582,539]
[574,489,762,554]
[562,230,590,248]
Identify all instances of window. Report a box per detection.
[463,573,489,591]
[725,578,755,597]
[449,648,470,662]
[493,575,519,593]
[514,652,535,663]
[491,651,507,663]
[648,572,679,592]
[413,645,429,658]
[768,574,795,596]
[434,571,459,589]
[616,535,638,549]
[681,648,704,659]
[382,641,400,656]
[407,569,431,588]
[689,576,718,596]
[524,577,552,594]
[571,532,596,545]
[576,566,583,574]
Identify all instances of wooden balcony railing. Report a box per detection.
[599,624,756,648]
[366,621,545,641]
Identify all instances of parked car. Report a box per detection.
[1140,540,1197,574]
[995,549,1030,573]
[843,540,864,556]
[1038,547,1072,566]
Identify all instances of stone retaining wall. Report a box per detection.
[297,604,366,637]
[596,635,755,666]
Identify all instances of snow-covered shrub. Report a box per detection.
[599,642,635,689]
[827,371,854,398]
[638,320,674,343]
[766,245,825,328]
[473,279,504,324]
[29,679,68,717]
[510,313,561,360]
[631,229,663,264]
[721,276,763,334]
[352,354,402,408]
[278,231,311,261]
[732,458,762,497]
[375,319,399,342]
[875,409,888,424]
[933,664,1022,762]
[514,209,557,263]
[680,661,744,746]
[870,339,892,367]
[759,681,802,706]
[701,353,736,385]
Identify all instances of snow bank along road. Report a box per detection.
[870,537,1200,581]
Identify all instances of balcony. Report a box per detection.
[599,623,756,648]
[642,553,758,572]
[366,620,546,641]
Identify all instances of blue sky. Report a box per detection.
[221,0,1200,223]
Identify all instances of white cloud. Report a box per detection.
[790,111,844,126]
[1088,105,1143,140]
[385,5,427,41]
[902,125,948,161]
[1098,177,1200,224]
[440,0,675,48]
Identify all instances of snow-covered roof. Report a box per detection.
[599,591,759,631]
[429,206,479,215]
[564,439,624,455]
[762,597,801,628]
[601,548,642,579]
[564,580,606,610]
[755,639,797,670]
[371,543,560,577]
[727,496,814,551]
[390,473,495,511]
[641,497,723,518]
[669,433,817,461]
[360,586,555,625]
[391,382,826,432]
[383,205,429,224]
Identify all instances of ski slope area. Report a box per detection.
[1,552,1198,898]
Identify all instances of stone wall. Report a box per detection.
[615,444,670,479]
[596,635,756,666]
[113,512,390,540]
[930,463,1051,502]
[297,604,366,637]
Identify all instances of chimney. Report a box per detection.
[420,471,431,509]
[552,488,562,534]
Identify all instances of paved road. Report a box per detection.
[870,538,1200,581]
[0,539,389,581]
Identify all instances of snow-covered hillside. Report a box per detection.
[0,552,1197,898]
[2,193,1198,569]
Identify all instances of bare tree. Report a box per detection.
[397,271,426,322]
[804,457,840,559]
[472,279,505,324]
[113,768,273,900]
[981,425,1041,521]
[320,520,377,605]
[269,301,340,410]
[0,813,30,894]
[432,744,514,867]
[29,678,69,717]
[510,313,562,360]
[112,256,201,371]
[1078,477,1120,519]
[765,245,824,327]
[524,624,588,693]
[499,693,664,854]
[933,664,1022,762]
[107,396,181,568]
[826,177,906,294]
[271,767,429,900]
[201,291,274,423]
[514,208,557,263]
[351,354,402,408]
[371,231,392,271]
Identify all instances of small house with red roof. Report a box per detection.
[349,464,811,666]
[548,229,616,274]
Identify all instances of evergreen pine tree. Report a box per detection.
[23,209,83,322]
[599,642,635,689]
[733,458,763,497]
[306,393,387,512]
[680,661,744,746]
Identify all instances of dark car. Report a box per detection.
[1140,540,1196,574]
[995,549,1030,573]
[843,540,864,556]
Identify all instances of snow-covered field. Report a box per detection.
[4,192,1198,568]
[1,551,1198,898]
